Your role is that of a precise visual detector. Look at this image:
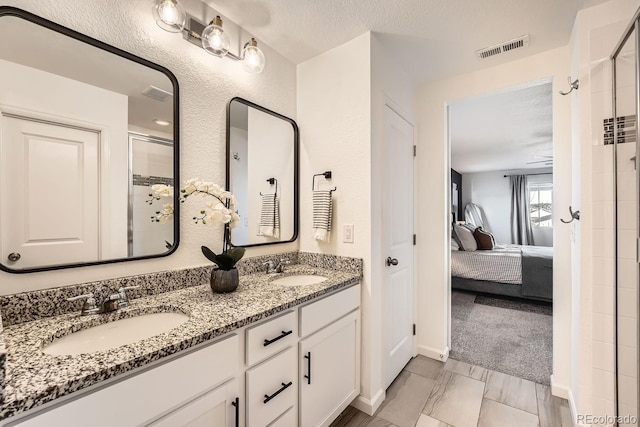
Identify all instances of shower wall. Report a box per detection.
[590,17,639,424]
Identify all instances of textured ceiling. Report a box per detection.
[450,80,553,174]
[207,0,606,83]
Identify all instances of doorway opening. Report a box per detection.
[447,79,554,385]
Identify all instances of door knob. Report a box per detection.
[7,252,21,262]
[386,257,399,266]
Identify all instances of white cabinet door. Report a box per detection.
[0,114,100,268]
[149,379,239,427]
[299,311,360,427]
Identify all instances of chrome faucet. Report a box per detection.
[67,286,139,315]
[275,259,291,273]
[263,261,277,274]
[67,293,100,316]
[263,259,291,274]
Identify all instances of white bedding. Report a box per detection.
[451,244,522,284]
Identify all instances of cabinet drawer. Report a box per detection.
[9,334,239,427]
[246,347,296,427]
[300,285,360,337]
[267,407,296,427]
[246,310,296,367]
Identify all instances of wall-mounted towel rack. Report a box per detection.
[260,177,278,196]
[313,171,336,193]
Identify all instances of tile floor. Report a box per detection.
[330,356,572,427]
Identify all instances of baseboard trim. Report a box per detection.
[568,389,588,427]
[550,374,570,399]
[418,344,449,362]
[351,389,385,416]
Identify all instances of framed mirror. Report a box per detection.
[226,98,298,247]
[0,7,180,273]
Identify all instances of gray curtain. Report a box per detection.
[510,175,534,245]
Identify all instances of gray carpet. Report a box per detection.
[450,290,553,385]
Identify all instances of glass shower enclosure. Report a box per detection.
[613,9,640,425]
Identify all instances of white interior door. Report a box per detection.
[382,105,415,389]
[0,114,100,268]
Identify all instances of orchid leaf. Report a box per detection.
[227,247,245,263]
[201,246,218,264]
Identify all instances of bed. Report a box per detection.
[451,244,553,302]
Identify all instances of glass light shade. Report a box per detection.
[202,18,230,57]
[242,40,265,73]
[153,0,186,33]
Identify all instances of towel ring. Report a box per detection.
[313,171,337,192]
[260,177,278,196]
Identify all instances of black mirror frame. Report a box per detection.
[225,97,299,248]
[0,7,180,274]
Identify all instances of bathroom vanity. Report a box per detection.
[0,261,361,427]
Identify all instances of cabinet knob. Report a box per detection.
[7,252,21,262]
[385,257,398,266]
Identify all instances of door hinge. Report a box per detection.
[413,234,416,245]
[413,324,416,336]
[413,145,417,157]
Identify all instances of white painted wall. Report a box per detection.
[297,31,415,414]
[0,58,129,261]
[297,32,375,408]
[461,168,553,246]
[416,46,573,395]
[0,0,297,294]
[570,0,640,421]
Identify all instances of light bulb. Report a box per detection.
[202,16,230,57]
[153,0,186,33]
[242,38,265,73]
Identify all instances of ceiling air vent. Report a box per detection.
[476,35,530,60]
[142,85,173,102]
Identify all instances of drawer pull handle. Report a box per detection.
[263,381,293,404]
[263,330,293,346]
[231,397,239,427]
[304,352,312,384]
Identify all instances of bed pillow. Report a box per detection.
[451,238,459,251]
[453,224,477,251]
[473,227,496,250]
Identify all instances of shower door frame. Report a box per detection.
[611,6,640,422]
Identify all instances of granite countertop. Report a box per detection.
[0,264,360,420]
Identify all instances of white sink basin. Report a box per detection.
[271,274,328,287]
[43,312,189,356]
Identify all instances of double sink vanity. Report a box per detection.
[0,6,361,427]
[0,255,362,426]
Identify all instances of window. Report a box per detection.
[529,183,553,227]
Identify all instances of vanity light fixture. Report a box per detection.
[153,0,186,33]
[201,16,230,57]
[242,38,265,73]
[152,0,266,73]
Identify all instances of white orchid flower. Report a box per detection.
[229,212,240,228]
[152,184,173,197]
[156,203,174,223]
[182,178,200,195]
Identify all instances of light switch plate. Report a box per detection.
[343,224,354,243]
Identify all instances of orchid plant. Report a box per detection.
[148,179,245,270]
